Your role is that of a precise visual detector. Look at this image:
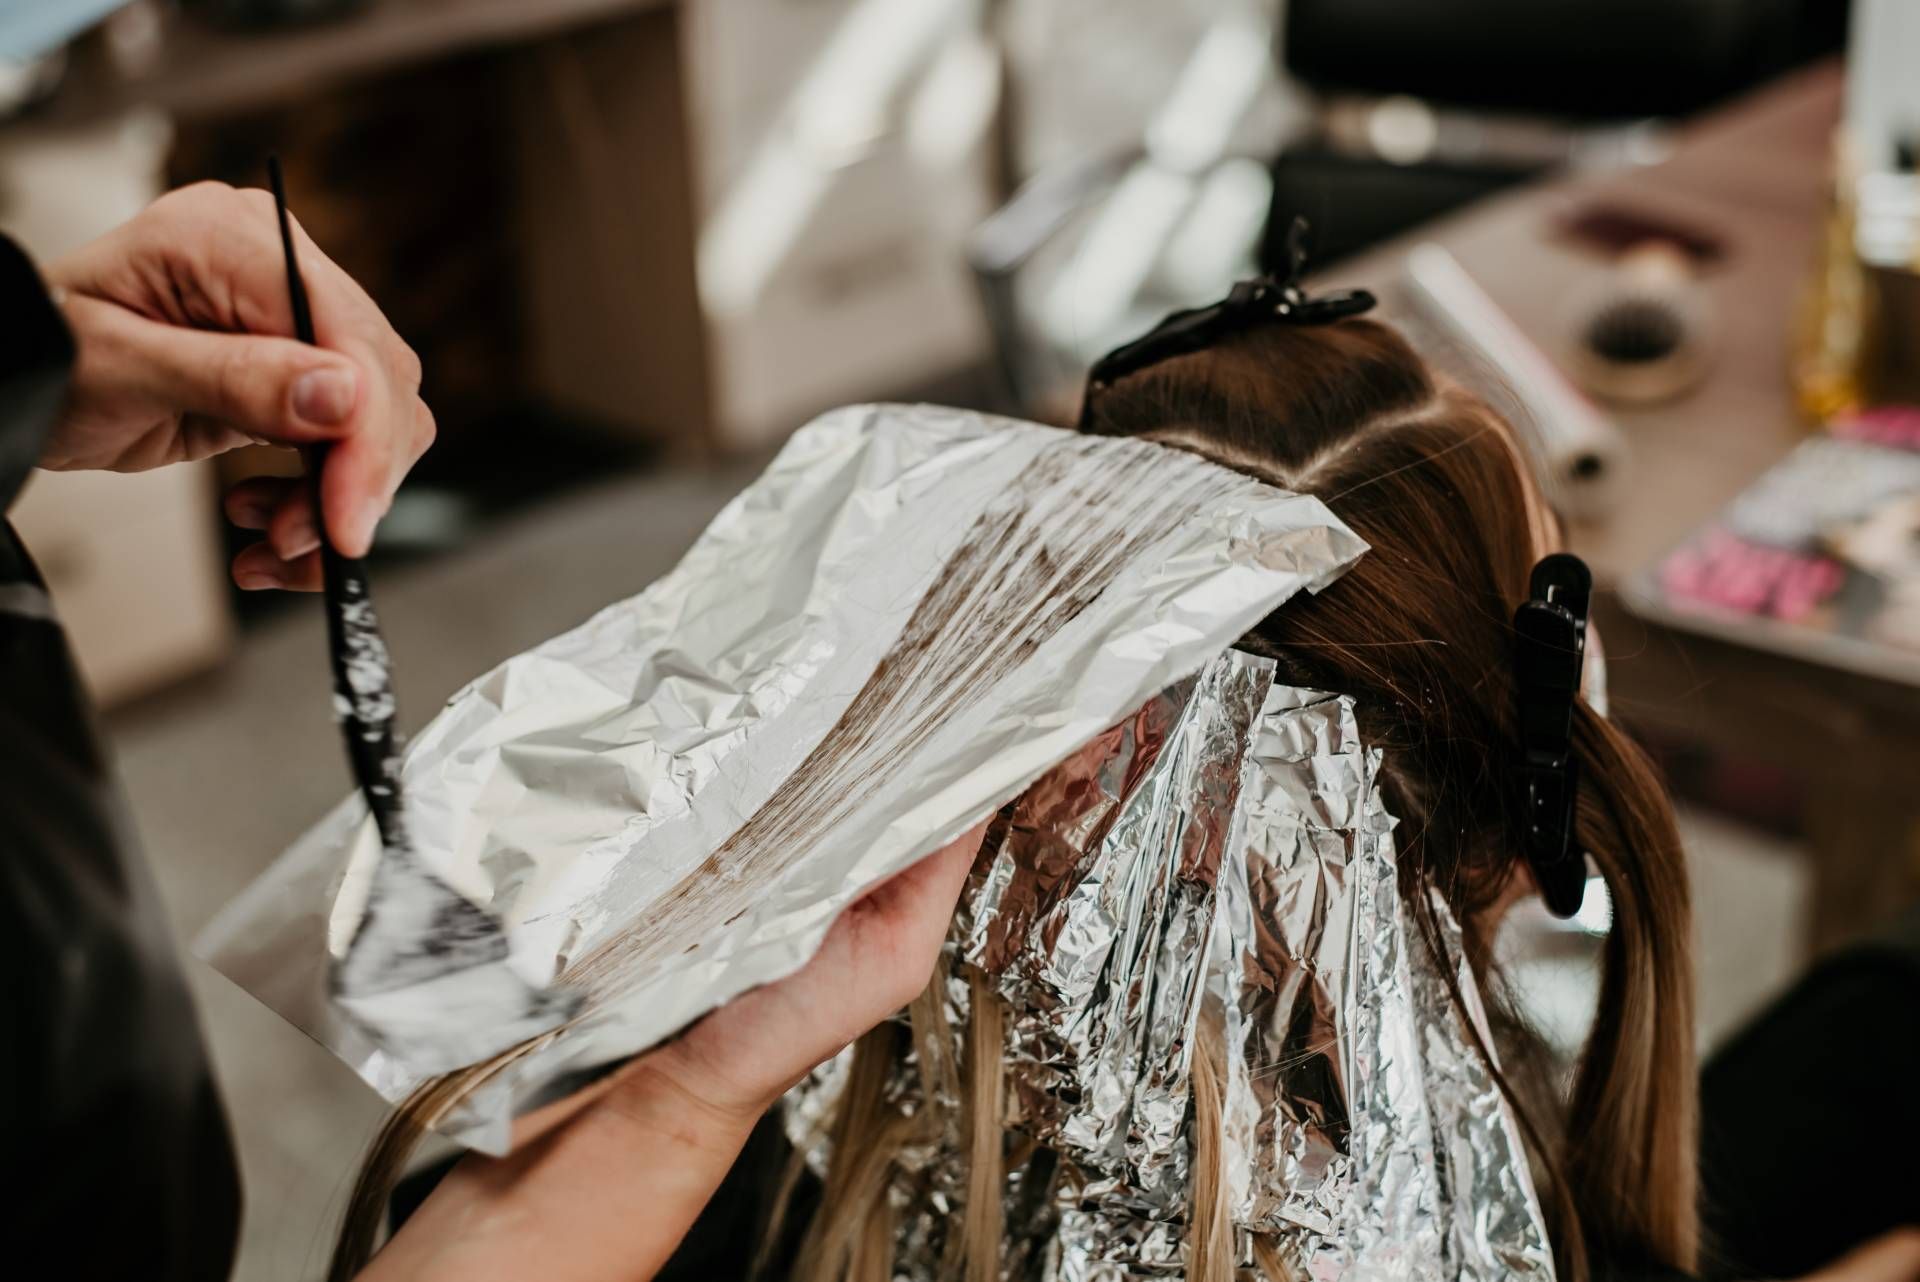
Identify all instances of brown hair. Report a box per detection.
[783,318,1698,1280]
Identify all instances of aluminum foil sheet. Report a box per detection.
[197,402,1367,1152]
[782,655,1556,1280]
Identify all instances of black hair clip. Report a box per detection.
[1078,217,1375,425]
[1512,553,1593,919]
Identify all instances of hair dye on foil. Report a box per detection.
[783,654,1557,1280]
[197,403,1366,1153]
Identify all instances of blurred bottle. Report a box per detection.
[1797,134,1920,418]
[1791,128,1867,422]
[1855,163,1920,407]
[1796,0,1920,422]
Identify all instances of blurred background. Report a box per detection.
[4,0,1917,1277]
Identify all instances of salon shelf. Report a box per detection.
[28,0,714,454]
[41,0,673,126]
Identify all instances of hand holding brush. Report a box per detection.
[41,177,434,586]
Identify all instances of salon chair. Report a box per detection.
[968,0,1847,418]
[1263,0,1849,269]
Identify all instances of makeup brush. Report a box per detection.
[268,158,577,1074]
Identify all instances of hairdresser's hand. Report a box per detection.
[648,820,990,1121]
[41,181,434,588]
[365,825,989,1282]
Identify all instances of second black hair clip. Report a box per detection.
[1512,552,1593,919]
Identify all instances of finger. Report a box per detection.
[887,821,989,903]
[291,241,435,550]
[298,225,420,390]
[1801,1229,1920,1282]
[903,837,979,950]
[74,298,364,446]
[318,393,435,556]
[212,188,423,398]
[67,184,420,400]
[223,193,433,549]
[136,185,377,342]
[231,541,322,592]
[857,821,988,952]
[266,487,321,561]
[222,475,303,530]
[210,215,431,555]
[150,187,435,554]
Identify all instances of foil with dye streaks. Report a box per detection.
[197,402,1366,1153]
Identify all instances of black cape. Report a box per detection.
[0,234,241,1281]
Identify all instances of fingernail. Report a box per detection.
[292,364,359,429]
[275,512,320,559]
[230,498,271,527]
[236,568,282,591]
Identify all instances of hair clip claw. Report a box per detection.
[1512,553,1592,918]
[1078,216,1375,425]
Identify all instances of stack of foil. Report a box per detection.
[783,651,1556,1280]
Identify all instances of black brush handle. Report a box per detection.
[269,157,408,851]
[314,538,407,849]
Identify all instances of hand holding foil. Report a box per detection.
[663,820,988,1116]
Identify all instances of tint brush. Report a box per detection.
[268,157,576,1070]
[268,156,408,871]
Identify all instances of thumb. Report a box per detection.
[86,299,364,445]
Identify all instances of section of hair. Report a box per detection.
[1186,1014,1236,1282]
[962,970,1006,1282]
[790,1024,910,1282]
[774,319,1691,1280]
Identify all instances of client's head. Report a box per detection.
[1078,316,1697,1277]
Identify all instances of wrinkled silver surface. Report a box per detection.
[784,659,1555,1279]
[198,402,1366,1153]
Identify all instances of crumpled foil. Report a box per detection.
[783,654,1557,1280]
[197,402,1367,1153]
